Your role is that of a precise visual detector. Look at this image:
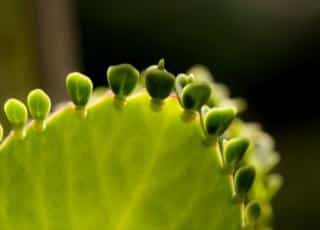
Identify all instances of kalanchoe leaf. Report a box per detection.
[4,98,28,128]
[224,137,250,171]
[27,89,51,121]
[0,61,281,229]
[180,82,211,110]
[66,72,93,107]
[246,200,261,225]
[107,64,139,99]
[235,165,256,197]
[203,107,236,136]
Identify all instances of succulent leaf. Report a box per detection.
[0,92,241,230]
[0,62,280,230]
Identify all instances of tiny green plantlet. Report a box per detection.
[66,73,93,107]
[144,60,175,103]
[27,89,51,131]
[0,60,281,230]
[107,64,139,100]
[223,137,250,173]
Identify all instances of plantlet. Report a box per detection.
[0,60,281,230]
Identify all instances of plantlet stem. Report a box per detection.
[12,127,26,139]
[149,98,164,112]
[113,95,127,109]
[181,109,198,123]
[241,202,246,228]
[75,106,88,118]
[33,120,46,132]
[213,136,224,169]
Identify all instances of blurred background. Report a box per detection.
[0,0,319,229]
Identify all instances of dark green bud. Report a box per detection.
[66,72,93,107]
[107,64,139,99]
[175,73,195,98]
[203,107,236,136]
[187,65,219,107]
[4,98,28,128]
[224,137,250,170]
[140,65,157,87]
[145,65,175,101]
[180,82,211,110]
[246,200,261,224]
[27,89,51,121]
[235,165,256,197]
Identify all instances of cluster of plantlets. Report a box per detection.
[0,59,281,230]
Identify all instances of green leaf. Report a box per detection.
[0,63,281,230]
[0,92,242,230]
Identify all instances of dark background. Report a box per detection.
[1,0,320,229]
